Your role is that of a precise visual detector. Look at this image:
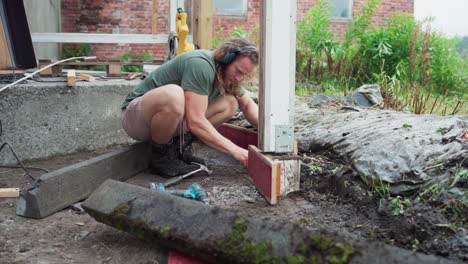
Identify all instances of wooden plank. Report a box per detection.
[0,188,20,198]
[107,63,121,77]
[31,33,177,44]
[0,70,25,74]
[247,145,300,203]
[152,0,158,34]
[191,0,199,45]
[0,18,13,69]
[217,123,257,149]
[279,158,300,196]
[125,72,141,80]
[67,70,76,86]
[247,145,279,204]
[41,60,163,66]
[168,251,207,264]
[78,74,95,82]
[192,0,212,49]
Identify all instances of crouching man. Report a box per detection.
[121,38,259,177]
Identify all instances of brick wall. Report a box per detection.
[61,0,414,60]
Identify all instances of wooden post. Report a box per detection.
[245,0,299,205]
[191,0,199,45]
[259,0,296,153]
[67,70,76,86]
[107,63,121,77]
[191,0,212,49]
[152,0,158,34]
[0,18,12,69]
[170,0,177,33]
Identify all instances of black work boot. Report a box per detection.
[149,143,199,178]
[174,133,206,165]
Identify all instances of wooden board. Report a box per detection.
[247,145,280,205]
[217,123,257,150]
[152,0,158,34]
[191,0,212,49]
[0,18,13,69]
[168,250,207,264]
[0,188,20,198]
[67,70,76,86]
[0,70,25,74]
[78,74,95,82]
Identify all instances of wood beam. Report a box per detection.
[152,0,158,34]
[259,0,296,153]
[67,70,76,86]
[191,0,212,49]
[0,18,12,69]
[31,33,182,44]
[0,188,20,198]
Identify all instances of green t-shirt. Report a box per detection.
[121,50,220,109]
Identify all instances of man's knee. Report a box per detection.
[223,94,239,116]
[142,85,185,116]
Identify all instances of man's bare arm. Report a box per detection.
[238,94,259,129]
[184,90,249,166]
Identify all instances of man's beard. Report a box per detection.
[227,81,241,95]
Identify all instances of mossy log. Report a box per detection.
[82,180,456,264]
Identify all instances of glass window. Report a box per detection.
[330,0,352,18]
[213,0,247,17]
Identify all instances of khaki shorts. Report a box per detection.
[121,96,151,141]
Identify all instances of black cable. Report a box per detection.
[0,119,47,181]
[0,142,36,181]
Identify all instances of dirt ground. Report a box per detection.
[0,143,466,263]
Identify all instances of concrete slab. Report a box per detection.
[16,143,150,219]
[82,179,457,264]
[0,79,138,164]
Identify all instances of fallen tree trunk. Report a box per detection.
[82,180,456,264]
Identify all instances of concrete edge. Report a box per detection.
[16,142,150,219]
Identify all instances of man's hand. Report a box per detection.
[233,147,249,167]
[185,90,249,167]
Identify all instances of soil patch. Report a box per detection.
[0,144,466,263]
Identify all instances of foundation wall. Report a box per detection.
[0,80,136,163]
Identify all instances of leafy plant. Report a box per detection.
[369,176,391,199]
[213,25,259,48]
[390,196,411,216]
[295,0,467,115]
[62,44,91,59]
[119,51,154,73]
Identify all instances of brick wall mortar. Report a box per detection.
[62,0,413,60]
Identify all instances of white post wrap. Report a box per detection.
[259,0,296,153]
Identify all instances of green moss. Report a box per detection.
[296,234,354,264]
[284,256,305,264]
[160,226,172,239]
[326,243,354,264]
[215,221,354,264]
[215,221,277,264]
[129,220,147,240]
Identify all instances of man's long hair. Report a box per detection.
[213,38,259,96]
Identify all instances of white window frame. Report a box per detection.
[330,0,353,20]
[213,0,248,17]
